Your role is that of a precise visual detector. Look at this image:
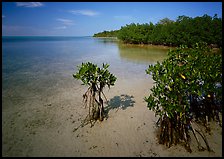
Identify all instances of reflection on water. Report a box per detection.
[118,43,170,64]
[93,37,170,64]
[93,37,119,44]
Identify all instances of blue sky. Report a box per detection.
[2,2,222,36]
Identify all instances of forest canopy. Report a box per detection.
[93,14,222,47]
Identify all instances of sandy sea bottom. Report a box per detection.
[2,75,222,157]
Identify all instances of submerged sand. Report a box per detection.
[2,77,222,157]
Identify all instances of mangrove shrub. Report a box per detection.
[145,42,222,152]
[73,62,117,127]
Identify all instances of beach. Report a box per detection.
[2,77,222,157]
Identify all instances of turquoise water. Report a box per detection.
[2,36,168,107]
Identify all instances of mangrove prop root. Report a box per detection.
[190,122,205,151]
[74,85,109,132]
[192,121,213,152]
[183,129,192,153]
[157,114,214,153]
[73,114,97,132]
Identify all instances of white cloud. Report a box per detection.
[55,18,74,30]
[114,15,135,21]
[56,18,74,26]
[69,10,99,16]
[16,2,44,8]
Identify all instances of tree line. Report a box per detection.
[93,14,222,47]
[93,30,119,38]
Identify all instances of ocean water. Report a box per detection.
[2,36,168,108]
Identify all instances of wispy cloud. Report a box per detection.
[55,18,74,29]
[56,18,74,26]
[16,2,44,8]
[2,15,5,18]
[69,10,99,16]
[114,15,135,21]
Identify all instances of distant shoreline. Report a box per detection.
[118,42,175,49]
[93,36,175,49]
[93,36,221,50]
[93,36,117,38]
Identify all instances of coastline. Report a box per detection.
[93,36,176,50]
[118,42,175,50]
[93,36,221,50]
[93,36,118,39]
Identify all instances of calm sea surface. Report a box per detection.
[2,36,169,107]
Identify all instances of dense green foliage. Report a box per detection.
[73,62,117,125]
[93,30,119,37]
[73,62,116,88]
[145,42,222,152]
[93,14,222,47]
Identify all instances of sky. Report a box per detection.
[2,2,222,36]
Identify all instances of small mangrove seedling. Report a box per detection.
[73,62,117,128]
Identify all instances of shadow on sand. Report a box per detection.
[73,94,135,131]
[104,94,135,117]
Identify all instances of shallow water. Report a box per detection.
[2,36,169,108]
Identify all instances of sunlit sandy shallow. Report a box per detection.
[2,37,222,157]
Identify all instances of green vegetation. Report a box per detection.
[73,62,117,127]
[144,42,222,152]
[93,14,222,48]
[93,30,119,37]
